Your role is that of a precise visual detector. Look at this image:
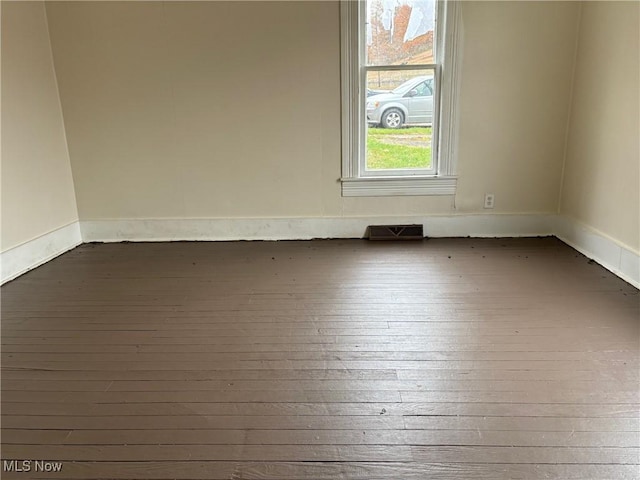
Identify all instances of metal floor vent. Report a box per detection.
[367,224,424,241]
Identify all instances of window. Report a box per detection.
[340,0,461,196]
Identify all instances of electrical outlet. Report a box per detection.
[484,193,495,209]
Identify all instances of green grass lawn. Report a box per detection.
[366,126,432,170]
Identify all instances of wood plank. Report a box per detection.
[3,340,637,354]
[5,414,636,432]
[403,415,640,431]
[1,461,637,480]
[410,445,639,464]
[1,390,404,403]
[2,401,637,418]
[0,368,399,381]
[3,428,637,448]
[3,378,637,393]
[3,350,637,361]
[3,366,635,382]
[0,444,414,461]
[1,414,405,430]
[3,359,630,372]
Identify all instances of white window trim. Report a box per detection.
[340,0,463,197]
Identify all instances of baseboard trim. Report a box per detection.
[555,215,639,289]
[1,221,82,285]
[3,215,637,289]
[80,214,557,243]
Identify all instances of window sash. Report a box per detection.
[361,64,439,177]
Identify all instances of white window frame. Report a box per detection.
[340,0,462,197]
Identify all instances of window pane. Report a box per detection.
[365,69,433,171]
[366,0,436,67]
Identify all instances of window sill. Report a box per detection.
[340,176,457,197]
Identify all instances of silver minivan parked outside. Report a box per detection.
[366,75,434,129]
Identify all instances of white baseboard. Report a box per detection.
[1,221,82,285]
[555,215,640,289]
[3,215,637,289]
[80,214,557,243]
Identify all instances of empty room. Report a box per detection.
[1,0,639,478]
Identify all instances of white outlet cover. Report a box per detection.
[484,194,495,209]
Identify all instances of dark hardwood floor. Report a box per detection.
[1,237,638,479]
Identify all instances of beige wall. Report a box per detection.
[455,1,580,213]
[1,1,78,251]
[44,1,580,221]
[560,1,640,252]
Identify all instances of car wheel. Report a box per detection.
[381,108,404,129]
